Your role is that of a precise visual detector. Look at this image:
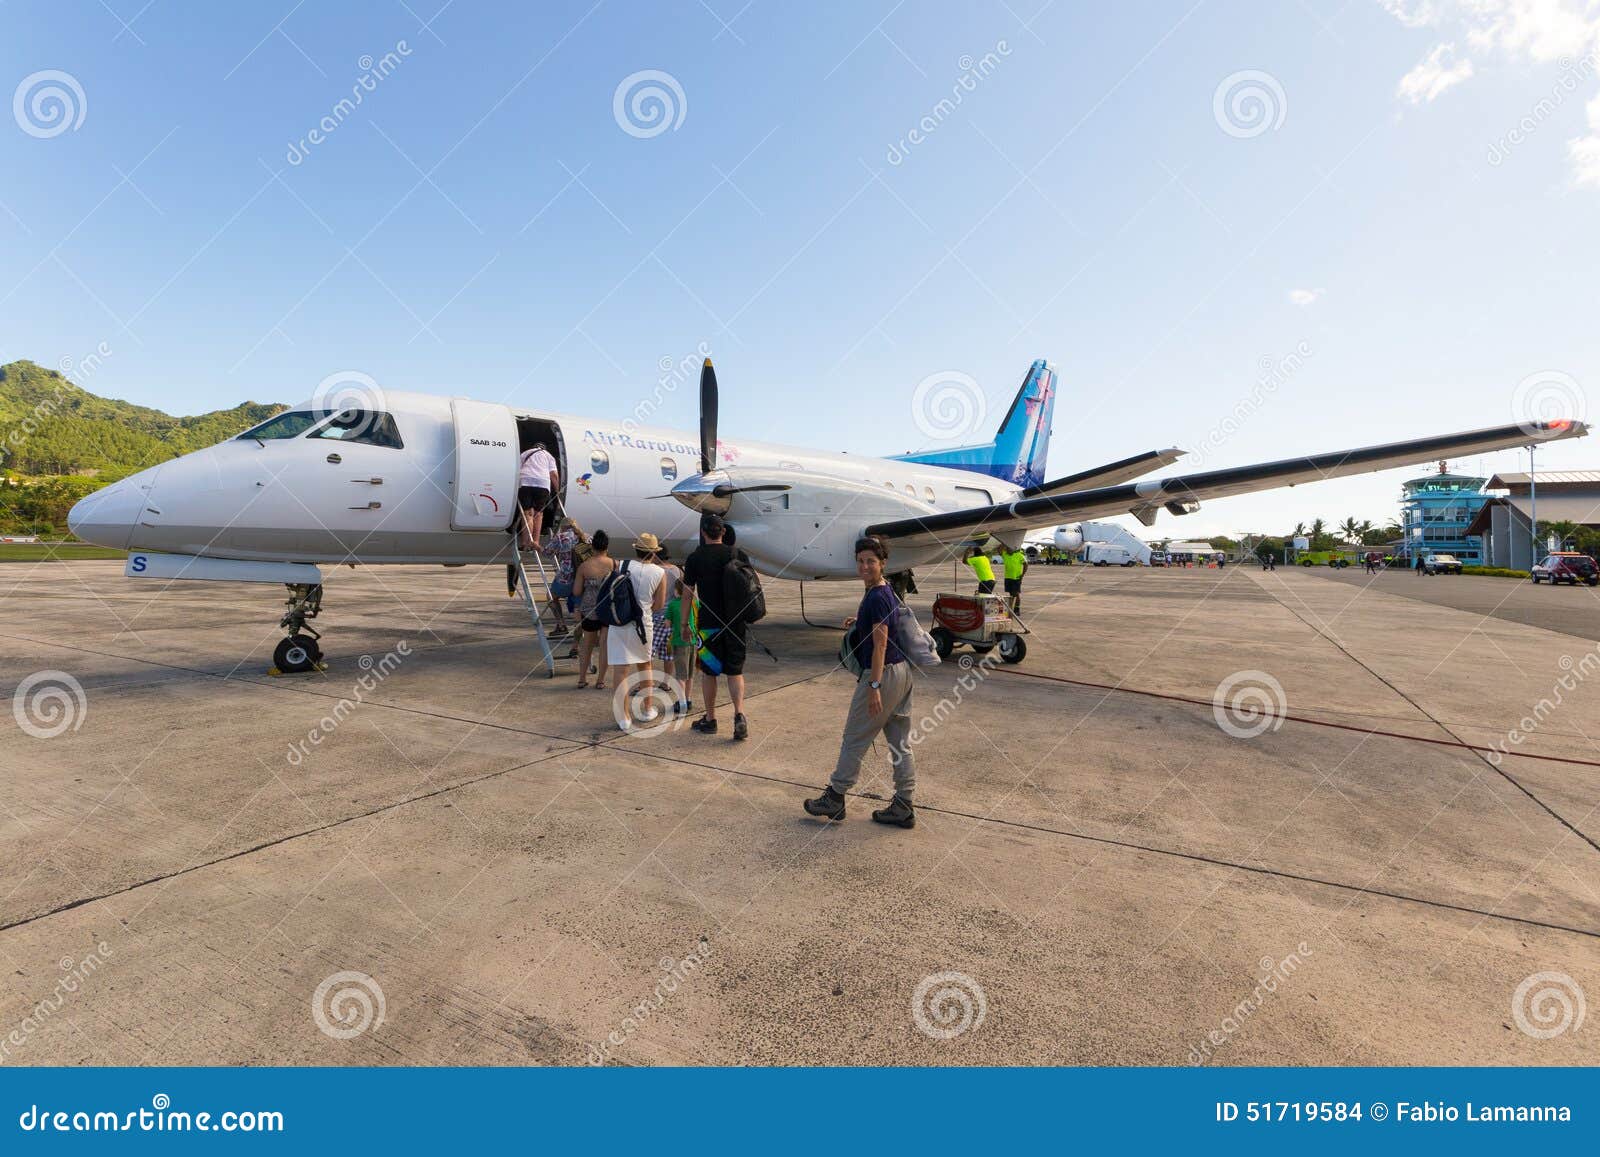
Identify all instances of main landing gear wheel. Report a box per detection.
[998,634,1027,663]
[274,634,322,674]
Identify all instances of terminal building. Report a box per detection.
[1466,470,1600,570]
[1399,463,1491,565]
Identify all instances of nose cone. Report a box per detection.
[669,470,732,515]
[68,466,161,550]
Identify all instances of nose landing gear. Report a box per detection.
[272,583,325,674]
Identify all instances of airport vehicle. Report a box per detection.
[1084,544,1135,567]
[1148,551,1168,567]
[67,354,1587,670]
[1422,553,1463,575]
[1531,552,1599,586]
[929,592,1028,663]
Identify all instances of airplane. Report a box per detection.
[68,357,1587,672]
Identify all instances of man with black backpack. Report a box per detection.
[683,514,756,740]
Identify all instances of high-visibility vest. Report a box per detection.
[966,555,994,582]
[1002,551,1026,580]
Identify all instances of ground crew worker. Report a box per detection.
[964,546,996,594]
[1001,545,1027,615]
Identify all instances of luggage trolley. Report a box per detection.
[929,592,1029,664]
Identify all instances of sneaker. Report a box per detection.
[638,706,661,723]
[871,795,915,829]
[803,786,846,821]
[617,718,632,733]
[732,713,749,741]
[690,717,717,734]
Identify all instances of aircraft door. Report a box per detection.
[449,399,518,531]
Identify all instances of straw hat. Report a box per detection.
[633,532,663,554]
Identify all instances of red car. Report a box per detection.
[1531,552,1599,586]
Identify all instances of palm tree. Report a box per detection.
[1292,521,1306,539]
[1538,520,1580,552]
[1338,517,1361,544]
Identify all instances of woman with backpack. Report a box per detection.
[804,534,917,829]
[605,532,668,731]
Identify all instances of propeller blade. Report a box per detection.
[699,357,718,474]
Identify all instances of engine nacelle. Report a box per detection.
[1053,525,1084,553]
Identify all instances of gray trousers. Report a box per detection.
[830,661,916,802]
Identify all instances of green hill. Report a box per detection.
[0,359,285,534]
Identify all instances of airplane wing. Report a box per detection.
[1018,447,1184,498]
[866,420,1587,552]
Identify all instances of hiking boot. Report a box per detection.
[871,795,915,829]
[690,717,717,734]
[803,786,846,821]
[732,713,749,740]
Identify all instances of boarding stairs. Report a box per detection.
[511,545,570,678]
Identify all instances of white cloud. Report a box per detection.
[1288,288,1325,306]
[1398,42,1477,101]
[1568,91,1600,186]
[1379,0,1442,29]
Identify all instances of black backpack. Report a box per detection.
[593,560,645,640]
[721,553,766,625]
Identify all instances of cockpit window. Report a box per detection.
[237,410,331,440]
[306,410,405,449]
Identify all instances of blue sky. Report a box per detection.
[3,0,1597,536]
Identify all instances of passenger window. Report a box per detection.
[905,484,916,497]
[660,457,678,482]
[590,449,611,475]
[307,410,404,449]
[923,486,935,503]
[237,410,329,440]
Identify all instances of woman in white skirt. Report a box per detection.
[608,533,668,730]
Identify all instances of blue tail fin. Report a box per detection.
[890,359,1056,488]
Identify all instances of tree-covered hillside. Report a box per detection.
[0,360,285,533]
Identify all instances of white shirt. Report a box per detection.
[606,560,665,666]
[518,447,558,487]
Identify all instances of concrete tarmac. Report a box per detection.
[1,561,1597,1065]
[1308,563,1600,642]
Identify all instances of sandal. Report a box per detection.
[576,680,589,689]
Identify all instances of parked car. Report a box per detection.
[1531,552,1599,586]
[1422,553,1462,575]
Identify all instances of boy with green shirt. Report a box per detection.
[664,578,698,716]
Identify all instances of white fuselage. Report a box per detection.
[69,391,1023,581]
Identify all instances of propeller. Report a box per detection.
[699,357,718,475]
